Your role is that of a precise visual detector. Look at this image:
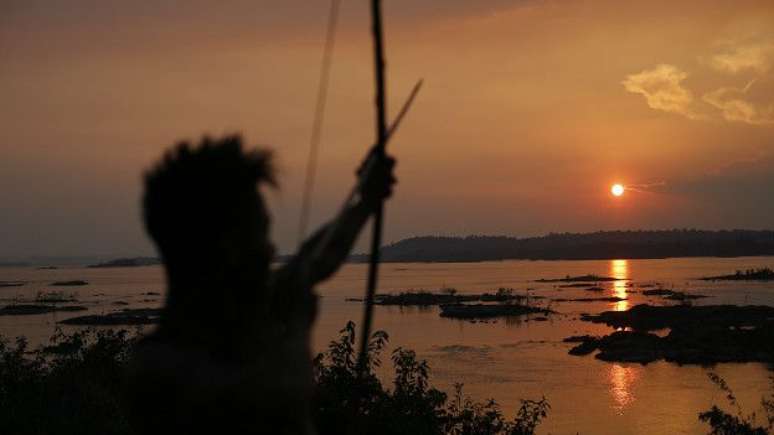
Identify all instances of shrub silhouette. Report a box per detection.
[0,329,135,435]
[313,320,550,435]
[700,373,773,435]
[0,324,548,435]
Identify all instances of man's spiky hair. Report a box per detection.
[143,135,274,264]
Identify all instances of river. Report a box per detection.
[2,256,773,434]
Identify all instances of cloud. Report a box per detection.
[702,39,774,125]
[670,153,774,228]
[622,64,702,120]
[625,181,667,193]
[709,44,773,75]
[626,43,774,125]
[703,80,774,125]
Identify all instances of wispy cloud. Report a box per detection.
[625,181,667,194]
[622,64,702,120]
[703,80,774,125]
[625,38,774,125]
[709,44,773,75]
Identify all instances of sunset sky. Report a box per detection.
[2,0,773,259]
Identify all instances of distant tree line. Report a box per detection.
[351,230,774,262]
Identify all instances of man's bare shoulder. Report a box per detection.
[269,259,318,327]
[269,257,309,292]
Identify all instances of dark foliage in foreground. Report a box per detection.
[313,321,550,435]
[0,329,135,435]
[0,325,548,435]
[700,373,774,435]
[4,326,774,434]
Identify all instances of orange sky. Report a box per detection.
[2,0,773,258]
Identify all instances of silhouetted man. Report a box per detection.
[128,135,395,434]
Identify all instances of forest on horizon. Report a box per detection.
[350,229,774,263]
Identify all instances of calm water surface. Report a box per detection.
[2,257,774,434]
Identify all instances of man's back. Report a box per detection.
[128,321,315,435]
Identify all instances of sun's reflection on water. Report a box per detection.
[608,363,640,413]
[606,259,639,413]
[610,259,629,312]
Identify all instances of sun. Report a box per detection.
[611,184,625,197]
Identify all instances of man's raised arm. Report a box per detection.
[273,149,396,296]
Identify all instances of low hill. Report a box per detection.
[353,230,774,263]
[88,257,160,268]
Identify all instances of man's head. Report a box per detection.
[143,135,276,292]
